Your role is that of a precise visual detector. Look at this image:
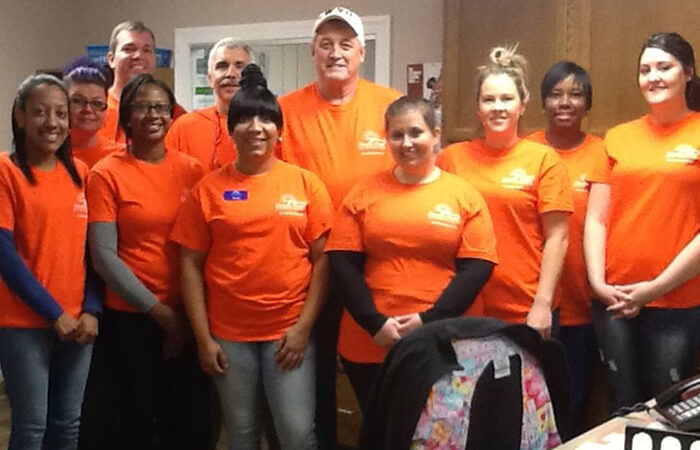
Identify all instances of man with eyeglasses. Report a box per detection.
[166,38,251,173]
[277,6,401,448]
[98,20,187,144]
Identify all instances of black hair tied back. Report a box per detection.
[239,64,267,91]
[227,63,284,132]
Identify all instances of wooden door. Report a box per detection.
[441,0,699,142]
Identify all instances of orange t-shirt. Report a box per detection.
[438,138,574,324]
[72,134,124,169]
[527,131,609,326]
[278,79,402,209]
[603,112,700,309]
[98,87,187,144]
[325,169,499,364]
[169,160,333,342]
[0,154,88,328]
[165,105,237,174]
[87,149,203,312]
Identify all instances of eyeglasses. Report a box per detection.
[130,102,172,115]
[69,96,108,111]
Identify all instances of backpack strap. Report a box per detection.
[466,354,523,450]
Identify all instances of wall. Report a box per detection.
[0,0,95,149]
[0,0,443,149]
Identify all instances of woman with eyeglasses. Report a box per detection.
[86,74,213,449]
[63,57,123,168]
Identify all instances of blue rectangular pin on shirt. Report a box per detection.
[223,190,248,201]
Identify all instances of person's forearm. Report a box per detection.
[652,233,700,297]
[584,220,608,288]
[583,183,611,288]
[180,253,214,345]
[296,252,329,331]
[82,258,103,315]
[0,228,64,321]
[534,225,568,307]
[89,222,159,313]
[420,258,494,323]
[327,251,387,335]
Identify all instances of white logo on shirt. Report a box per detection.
[358,130,387,155]
[665,145,699,164]
[573,174,588,193]
[427,203,460,229]
[501,168,535,190]
[73,192,88,219]
[275,194,307,217]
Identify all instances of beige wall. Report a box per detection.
[0,0,92,150]
[0,0,443,149]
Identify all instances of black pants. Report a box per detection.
[340,358,381,415]
[79,308,217,450]
[314,283,344,450]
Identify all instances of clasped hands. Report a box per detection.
[372,313,423,348]
[53,312,98,344]
[595,280,659,319]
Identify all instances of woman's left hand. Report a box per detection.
[275,323,310,371]
[395,313,423,338]
[75,313,99,345]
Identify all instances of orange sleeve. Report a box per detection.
[458,192,499,263]
[598,133,620,183]
[436,148,456,173]
[0,166,16,230]
[164,119,183,153]
[588,138,612,184]
[537,151,574,214]
[325,189,364,252]
[303,173,333,244]
[169,187,211,253]
[86,170,118,223]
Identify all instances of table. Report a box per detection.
[558,400,668,449]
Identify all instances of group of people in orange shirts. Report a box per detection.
[0,5,698,450]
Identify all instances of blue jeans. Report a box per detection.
[591,301,700,413]
[0,327,93,450]
[215,339,317,450]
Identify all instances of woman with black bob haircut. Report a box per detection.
[584,32,700,413]
[63,57,123,168]
[0,73,98,449]
[86,73,210,449]
[527,61,608,432]
[172,64,333,449]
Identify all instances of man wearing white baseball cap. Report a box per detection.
[277,6,401,449]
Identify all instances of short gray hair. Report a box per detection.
[207,38,253,74]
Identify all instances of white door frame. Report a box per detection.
[174,15,391,111]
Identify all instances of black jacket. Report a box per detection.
[359,317,573,449]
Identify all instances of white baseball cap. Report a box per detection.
[312,6,365,46]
